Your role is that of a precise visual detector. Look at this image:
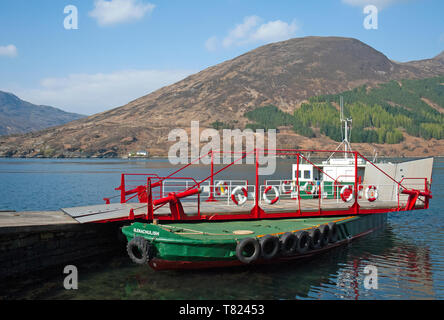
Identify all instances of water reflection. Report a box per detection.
[325,227,435,300]
[5,221,435,300]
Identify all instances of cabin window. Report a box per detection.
[304,170,311,179]
[313,170,320,180]
[297,170,301,178]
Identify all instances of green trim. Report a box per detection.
[121,214,386,262]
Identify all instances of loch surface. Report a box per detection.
[0,157,442,299]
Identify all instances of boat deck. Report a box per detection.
[130,215,361,242]
[61,198,416,223]
[175,198,402,215]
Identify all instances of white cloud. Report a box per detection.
[14,69,194,115]
[222,16,262,48]
[206,16,298,51]
[89,0,155,26]
[251,20,298,42]
[342,0,407,10]
[0,44,17,58]
[205,36,218,52]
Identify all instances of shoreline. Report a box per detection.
[0,155,442,160]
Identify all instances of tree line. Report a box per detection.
[244,76,444,144]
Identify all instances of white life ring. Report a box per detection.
[365,185,378,202]
[280,180,293,194]
[231,186,248,206]
[215,180,228,196]
[263,186,280,205]
[340,185,354,202]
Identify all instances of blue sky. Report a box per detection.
[0,0,443,115]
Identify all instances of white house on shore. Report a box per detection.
[128,150,149,157]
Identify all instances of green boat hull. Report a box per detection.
[121,213,387,270]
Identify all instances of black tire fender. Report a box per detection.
[127,236,153,265]
[236,237,260,264]
[280,232,298,256]
[319,224,330,247]
[328,222,339,243]
[259,235,280,260]
[294,230,310,254]
[309,228,322,250]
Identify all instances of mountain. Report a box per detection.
[434,51,444,61]
[246,76,444,143]
[0,36,443,158]
[0,91,85,136]
[401,50,444,76]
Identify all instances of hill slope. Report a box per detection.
[0,36,443,158]
[0,91,85,135]
[246,76,444,143]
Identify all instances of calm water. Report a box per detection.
[0,158,443,300]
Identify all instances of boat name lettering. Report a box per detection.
[133,228,159,236]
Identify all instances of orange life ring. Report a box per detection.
[231,186,248,205]
[263,185,280,205]
[340,185,354,202]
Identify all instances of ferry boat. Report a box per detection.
[61,101,434,270]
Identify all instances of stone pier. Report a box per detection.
[0,211,126,280]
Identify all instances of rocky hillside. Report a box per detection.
[0,91,85,135]
[0,36,443,158]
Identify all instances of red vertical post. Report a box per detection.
[397,182,401,210]
[146,178,153,220]
[206,150,216,202]
[424,178,430,209]
[297,153,301,215]
[120,174,126,203]
[250,148,265,218]
[210,150,214,196]
[255,148,260,218]
[354,152,359,213]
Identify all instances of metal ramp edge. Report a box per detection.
[61,203,147,223]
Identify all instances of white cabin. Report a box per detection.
[291,158,366,183]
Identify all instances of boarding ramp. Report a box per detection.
[363,158,433,202]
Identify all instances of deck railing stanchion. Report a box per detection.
[120,174,126,203]
[255,148,260,218]
[297,153,301,215]
[206,150,217,202]
[146,177,153,220]
[197,183,201,217]
[354,152,359,213]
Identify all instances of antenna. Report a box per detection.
[340,95,344,122]
[339,96,353,159]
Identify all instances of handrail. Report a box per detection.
[184,150,254,192]
[333,175,357,199]
[107,148,432,222]
[357,152,408,190]
[396,177,429,209]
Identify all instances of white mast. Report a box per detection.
[340,96,352,159]
[324,96,354,164]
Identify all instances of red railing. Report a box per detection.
[103,148,432,222]
[397,177,431,210]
